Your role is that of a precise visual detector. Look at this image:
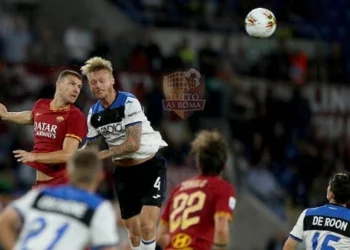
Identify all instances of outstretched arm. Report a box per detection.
[0,103,33,125]
[13,137,80,164]
[98,123,141,160]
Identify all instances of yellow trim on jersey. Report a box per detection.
[66,134,82,142]
[214,211,232,221]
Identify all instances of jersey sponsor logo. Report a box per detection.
[171,233,192,249]
[127,110,142,117]
[99,122,124,136]
[34,122,58,139]
[56,116,64,123]
[229,197,236,210]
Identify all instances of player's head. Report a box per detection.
[67,148,104,190]
[56,70,83,104]
[326,172,350,205]
[191,130,228,176]
[80,57,115,100]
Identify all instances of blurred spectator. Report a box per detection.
[177,38,196,68]
[198,38,218,77]
[89,27,111,59]
[63,22,94,66]
[3,15,31,64]
[326,42,347,83]
[29,27,60,66]
[247,149,286,219]
[265,231,288,250]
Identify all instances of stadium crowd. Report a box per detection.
[0,2,350,249]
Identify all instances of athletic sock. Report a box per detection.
[140,238,156,250]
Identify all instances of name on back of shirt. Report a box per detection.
[312,216,348,231]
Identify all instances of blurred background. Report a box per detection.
[0,0,350,249]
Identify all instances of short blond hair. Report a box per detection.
[68,148,102,184]
[80,57,113,76]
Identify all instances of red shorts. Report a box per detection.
[32,175,69,189]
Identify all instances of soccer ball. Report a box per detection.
[245,8,277,38]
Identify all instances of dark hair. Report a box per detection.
[329,172,350,204]
[191,130,228,176]
[68,148,102,184]
[58,70,83,81]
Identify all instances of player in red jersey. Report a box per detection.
[157,130,236,250]
[0,70,87,188]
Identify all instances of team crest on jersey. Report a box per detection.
[162,68,205,119]
[56,116,64,123]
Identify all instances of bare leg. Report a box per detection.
[139,206,161,249]
[123,215,142,249]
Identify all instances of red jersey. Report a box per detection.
[28,99,87,181]
[160,175,236,250]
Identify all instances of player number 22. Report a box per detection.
[169,191,206,233]
[22,217,70,250]
[312,232,340,250]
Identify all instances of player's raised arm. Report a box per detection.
[98,98,142,160]
[0,103,33,125]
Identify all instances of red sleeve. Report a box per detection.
[66,109,87,143]
[214,182,236,221]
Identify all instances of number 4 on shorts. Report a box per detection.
[154,177,161,190]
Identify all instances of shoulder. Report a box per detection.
[88,101,102,115]
[210,176,236,195]
[68,106,86,120]
[42,185,105,210]
[33,98,51,108]
[118,91,138,106]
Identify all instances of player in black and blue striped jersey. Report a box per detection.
[283,172,350,250]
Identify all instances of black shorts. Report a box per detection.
[113,155,167,220]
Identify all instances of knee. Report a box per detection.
[141,220,156,236]
[128,234,141,247]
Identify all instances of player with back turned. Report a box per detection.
[0,70,87,188]
[0,149,119,250]
[157,130,236,250]
[283,172,350,250]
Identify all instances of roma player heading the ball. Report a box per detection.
[157,130,236,250]
[0,70,87,188]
